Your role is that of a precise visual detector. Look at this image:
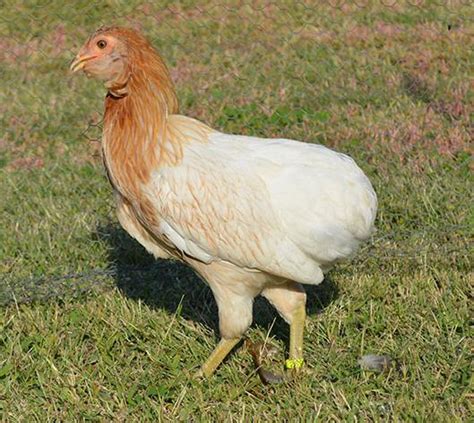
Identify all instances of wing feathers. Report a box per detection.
[144,126,376,284]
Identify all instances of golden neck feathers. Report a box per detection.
[102,29,179,197]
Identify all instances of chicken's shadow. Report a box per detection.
[95,223,339,344]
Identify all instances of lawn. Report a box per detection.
[0,0,472,420]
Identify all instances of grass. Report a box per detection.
[0,0,472,420]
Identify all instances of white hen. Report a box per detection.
[71,26,377,377]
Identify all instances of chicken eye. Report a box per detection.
[97,40,107,49]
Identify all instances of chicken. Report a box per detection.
[70,27,377,377]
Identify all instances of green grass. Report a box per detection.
[1,0,472,420]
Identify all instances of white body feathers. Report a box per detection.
[143,125,377,286]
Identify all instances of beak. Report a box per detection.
[69,54,97,73]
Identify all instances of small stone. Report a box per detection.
[358,354,395,373]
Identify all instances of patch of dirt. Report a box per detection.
[8,156,44,171]
[345,21,403,44]
[0,37,40,65]
[170,57,207,85]
[296,27,335,43]
[0,23,70,64]
[430,84,472,122]
[374,21,402,37]
[366,107,471,171]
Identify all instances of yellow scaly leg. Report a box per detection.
[199,338,240,377]
[286,303,306,371]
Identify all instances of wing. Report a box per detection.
[144,127,376,285]
[145,130,324,284]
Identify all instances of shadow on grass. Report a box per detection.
[95,223,339,344]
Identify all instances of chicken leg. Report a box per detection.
[200,338,240,377]
[243,302,306,384]
[261,281,307,372]
[287,303,306,370]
